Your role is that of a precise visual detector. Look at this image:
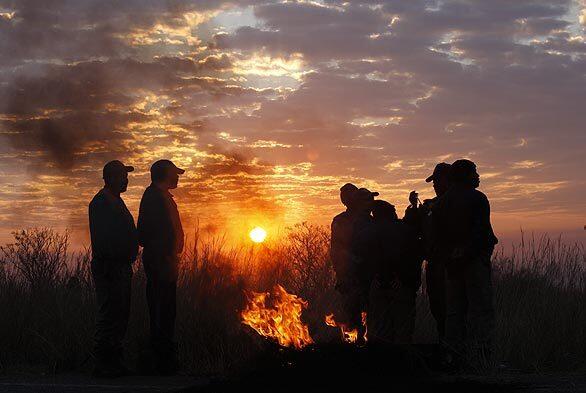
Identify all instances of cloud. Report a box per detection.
[0,0,585,242]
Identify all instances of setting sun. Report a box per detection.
[249,227,267,243]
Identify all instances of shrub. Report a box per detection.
[0,227,584,374]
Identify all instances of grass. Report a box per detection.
[0,226,584,375]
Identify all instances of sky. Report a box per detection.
[0,0,585,247]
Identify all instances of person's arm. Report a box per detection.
[431,196,449,259]
[137,194,149,248]
[330,219,346,277]
[469,192,491,256]
[111,203,138,263]
[137,191,174,255]
[89,198,114,261]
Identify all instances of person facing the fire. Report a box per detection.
[331,183,359,290]
[330,184,377,344]
[403,163,452,341]
[349,187,380,342]
[369,199,420,344]
[434,159,498,369]
[137,159,185,375]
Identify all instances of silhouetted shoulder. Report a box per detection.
[140,185,165,206]
[89,190,108,210]
[472,189,490,205]
[331,211,350,227]
[473,189,489,199]
[141,184,159,199]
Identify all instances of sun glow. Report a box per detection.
[249,226,267,243]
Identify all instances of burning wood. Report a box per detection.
[325,312,368,344]
[241,284,313,349]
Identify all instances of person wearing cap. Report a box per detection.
[403,162,451,342]
[330,184,374,343]
[345,187,379,343]
[88,160,138,378]
[331,183,359,287]
[137,159,185,374]
[433,159,498,369]
[331,184,360,333]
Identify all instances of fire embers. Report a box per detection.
[325,312,368,344]
[241,285,314,349]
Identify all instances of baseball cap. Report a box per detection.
[425,162,451,183]
[151,159,185,180]
[354,187,379,201]
[103,160,134,180]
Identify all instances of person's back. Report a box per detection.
[138,184,184,264]
[90,190,138,264]
[435,186,498,260]
[331,209,358,283]
[330,186,378,343]
[137,159,185,375]
[369,200,418,344]
[434,159,497,370]
[88,160,137,378]
[351,210,378,278]
[372,217,403,284]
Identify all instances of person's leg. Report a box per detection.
[427,259,447,340]
[92,260,113,367]
[367,282,396,344]
[159,280,177,344]
[157,279,178,373]
[111,264,132,368]
[444,267,468,358]
[393,285,416,344]
[465,253,495,366]
[92,260,127,377]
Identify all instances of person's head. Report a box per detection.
[102,160,134,194]
[372,200,398,221]
[450,159,480,188]
[150,159,185,190]
[353,187,379,213]
[425,162,452,196]
[339,183,358,208]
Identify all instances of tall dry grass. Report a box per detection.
[0,226,584,375]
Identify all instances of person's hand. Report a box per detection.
[409,191,419,207]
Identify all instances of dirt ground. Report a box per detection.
[1,372,586,393]
[0,374,210,393]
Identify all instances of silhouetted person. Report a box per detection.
[88,160,138,378]
[137,159,185,374]
[434,159,498,369]
[369,200,420,344]
[403,163,451,341]
[331,184,376,343]
[348,188,380,343]
[331,183,359,289]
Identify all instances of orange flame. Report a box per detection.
[241,285,313,349]
[325,312,367,344]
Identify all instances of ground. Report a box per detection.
[2,372,586,392]
[0,374,209,393]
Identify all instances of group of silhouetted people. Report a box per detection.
[331,159,498,370]
[88,156,496,377]
[89,159,185,377]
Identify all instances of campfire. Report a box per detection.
[241,284,313,349]
[238,286,438,392]
[241,285,368,348]
[325,312,368,344]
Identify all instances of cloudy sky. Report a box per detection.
[0,0,585,246]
